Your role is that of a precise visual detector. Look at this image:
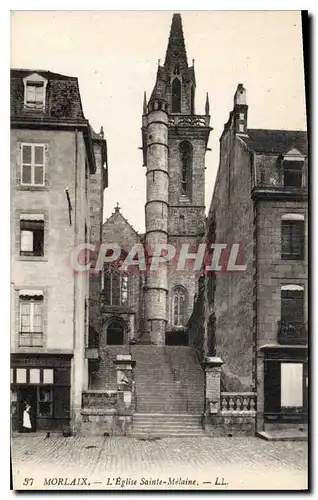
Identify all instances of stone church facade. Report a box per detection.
[93,14,211,352]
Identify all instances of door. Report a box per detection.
[18,386,37,432]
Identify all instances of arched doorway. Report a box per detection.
[106,319,125,345]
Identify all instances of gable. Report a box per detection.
[102,211,140,251]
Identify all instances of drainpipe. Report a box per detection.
[71,129,79,433]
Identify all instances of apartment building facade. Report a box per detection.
[10,69,107,433]
[199,84,308,435]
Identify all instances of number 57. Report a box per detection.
[23,478,34,486]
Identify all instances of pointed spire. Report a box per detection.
[205,93,210,116]
[114,202,120,212]
[164,13,188,70]
[143,91,147,114]
[100,126,104,138]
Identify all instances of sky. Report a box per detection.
[10,10,307,233]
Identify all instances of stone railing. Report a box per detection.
[168,115,210,128]
[82,390,117,409]
[277,321,307,346]
[220,392,256,414]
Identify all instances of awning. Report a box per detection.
[19,289,43,297]
[20,213,44,221]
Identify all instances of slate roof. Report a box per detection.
[11,69,86,122]
[243,129,308,155]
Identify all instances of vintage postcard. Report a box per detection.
[10,10,308,491]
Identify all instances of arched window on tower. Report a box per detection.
[171,78,181,113]
[179,141,193,197]
[172,286,187,327]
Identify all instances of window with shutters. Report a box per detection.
[20,217,44,257]
[19,293,44,347]
[281,287,304,324]
[23,73,47,109]
[281,216,305,260]
[278,285,306,345]
[20,144,46,186]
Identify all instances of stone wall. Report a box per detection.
[205,130,254,392]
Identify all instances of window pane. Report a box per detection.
[54,368,70,385]
[26,85,35,102]
[22,165,32,184]
[112,274,121,305]
[281,363,303,407]
[22,145,32,164]
[20,230,34,252]
[39,387,52,401]
[34,146,44,165]
[29,369,40,384]
[16,368,27,383]
[104,273,111,304]
[39,402,52,417]
[34,166,44,185]
[35,86,44,103]
[43,369,54,384]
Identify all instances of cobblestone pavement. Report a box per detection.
[11,434,308,491]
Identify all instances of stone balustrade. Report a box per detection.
[168,115,210,128]
[220,392,256,414]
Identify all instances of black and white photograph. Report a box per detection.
[9,9,308,491]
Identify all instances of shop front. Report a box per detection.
[262,345,308,426]
[11,354,72,433]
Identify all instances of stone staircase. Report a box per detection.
[129,345,205,436]
[131,413,205,437]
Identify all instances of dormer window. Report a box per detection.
[282,149,305,188]
[23,73,47,110]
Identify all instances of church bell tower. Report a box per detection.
[142,13,211,345]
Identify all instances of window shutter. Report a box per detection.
[281,290,304,323]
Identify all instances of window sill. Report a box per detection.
[280,257,305,262]
[16,185,49,192]
[17,256,48,262]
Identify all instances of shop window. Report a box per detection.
[264,358,307,422]
[38,387,53,417]
[43,369,54,384]
[29,369,40,384]
[281,363,303,409]
[54,368,70,385]
[16,368,27,384]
